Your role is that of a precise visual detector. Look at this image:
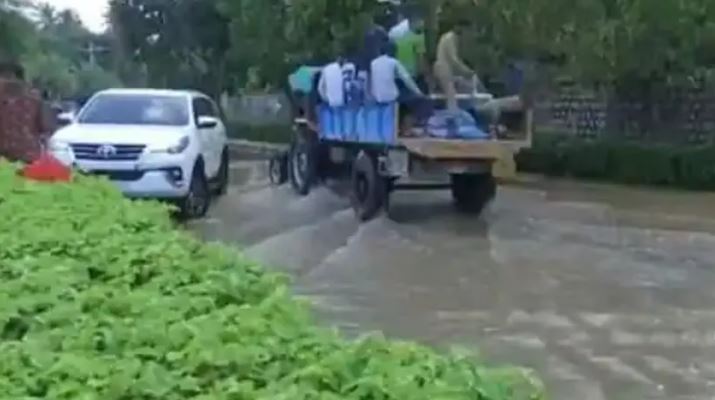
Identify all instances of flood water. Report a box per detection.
[190,161,715,400]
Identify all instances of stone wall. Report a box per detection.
[220,81,715,144]
[535,81,715,144]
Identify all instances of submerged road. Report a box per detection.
[190,161,715,400]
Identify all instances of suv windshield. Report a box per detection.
[79,94,189,126]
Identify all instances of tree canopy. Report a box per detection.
[109,0,715,93]
[1,0,121,98]
[6,0,713,97]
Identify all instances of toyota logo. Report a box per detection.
[96,144,117,159]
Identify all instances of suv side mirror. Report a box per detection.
[197,115,219,129]
[57,112,76,127]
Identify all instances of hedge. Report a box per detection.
[0,163,544,400]
[516,134,715,190]
[227,122,292,144]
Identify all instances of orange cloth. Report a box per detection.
[21,152,72,182]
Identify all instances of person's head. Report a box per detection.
[372,12,388,29]
[335,42,356,65]
[412,18,425,34]
[0,61,24,80]
[453,17,471,35]
[380,41,397,58]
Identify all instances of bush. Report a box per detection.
[227,123,292,144]
[516,134,715,190]
[0,163,544,400]
[606,143,677,185]
[676,146,715,190]
[562,141,610,179]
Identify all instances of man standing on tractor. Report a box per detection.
[0,61,55,162]
[433,18,486,134]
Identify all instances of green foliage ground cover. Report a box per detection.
[0,163,544,399]
[516,134,715,190]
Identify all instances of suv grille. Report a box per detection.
[89,170,145,182]
[71,143,146,161]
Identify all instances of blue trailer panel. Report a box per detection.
[318,103,398,145]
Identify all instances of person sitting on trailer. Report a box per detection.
[394,16,429,92]
[359,14,390,74]
[388,11,410,42]
[318,56,350,108]
[288,64,322,123]
[369,42,428,134]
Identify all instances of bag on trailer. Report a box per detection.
[426,109,489,139]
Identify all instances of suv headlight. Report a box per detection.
[151,136,190,154]
[49,139,71,152]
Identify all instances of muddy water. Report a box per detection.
[191,161,715,400]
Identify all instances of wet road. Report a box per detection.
[190,161,715,400]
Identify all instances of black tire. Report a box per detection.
[383,177,397,220]
[451,173,496,214]
[289,133,317,196]
[351,152,387,222]
[213,149,230,196]
[180,164,211,219]
[269,152,288,185]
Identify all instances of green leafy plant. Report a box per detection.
[0,163,544,399]
[516,133,715,190]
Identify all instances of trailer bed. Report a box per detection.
[400,138,508,160]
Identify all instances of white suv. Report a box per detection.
[50,89,229,218]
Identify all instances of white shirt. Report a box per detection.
[370,55,423,103]
[388,19,410,41]
[319,62,345,107]
[318,62,356,107]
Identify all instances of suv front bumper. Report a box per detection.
[91,167,190,199]
[52,152,193,199]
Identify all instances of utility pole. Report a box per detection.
[81,41,110,66]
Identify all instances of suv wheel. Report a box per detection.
[213,149,229,196]
[180,165,211,219]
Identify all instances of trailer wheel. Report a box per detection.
[351,152,387,221]
[289,134,317,196]
[269,152,288,185]
[451,173,496,214]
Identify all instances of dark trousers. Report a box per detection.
[396,80,432,124]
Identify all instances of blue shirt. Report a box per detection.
[289,66,321,94]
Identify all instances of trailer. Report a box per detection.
[277,92,533,221]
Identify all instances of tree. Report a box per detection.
[216,0,382,90]
[1,1,121,98]
[109,0,230,96]
[74,62,122,97]
[0,0,36,62]
[111,0,715,100]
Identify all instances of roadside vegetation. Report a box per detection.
[0,163,544,399]
[227,123,292,144]
[106,0,715,98]
[516,134,715,190]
